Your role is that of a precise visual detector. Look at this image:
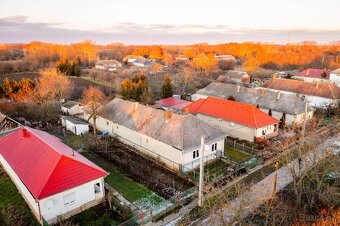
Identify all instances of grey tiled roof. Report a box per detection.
[194,82,314,115]
[101,98,226,151]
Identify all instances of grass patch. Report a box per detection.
[0,167,40,226]
[224,146,251,163]
[69,203,125,226]
[81,152,155,203]
[188,160,231,181]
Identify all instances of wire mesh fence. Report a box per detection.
[225,139,259,155]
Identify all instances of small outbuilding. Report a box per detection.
[61,116,89,135]
[61,101,82,116]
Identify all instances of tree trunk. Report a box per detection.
[93,117,97,135]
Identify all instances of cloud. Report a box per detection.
[0,16,339,45]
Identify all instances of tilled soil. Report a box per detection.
[92,141,195,199]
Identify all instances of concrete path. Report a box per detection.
[196,134,340,226]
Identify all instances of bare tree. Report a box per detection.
[81,86,107,135]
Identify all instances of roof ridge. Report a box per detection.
[251,105,258,128]
[62,154,107,175]
[36,155,62,199]
[26,127,64,156]
[327,83,335,99]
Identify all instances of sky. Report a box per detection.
[1,0,340,45]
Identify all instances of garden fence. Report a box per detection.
[118,186,198,226]
[225,139,259,155]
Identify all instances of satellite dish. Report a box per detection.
[45,200,54,209]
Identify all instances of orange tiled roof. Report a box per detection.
[186,96,279,128]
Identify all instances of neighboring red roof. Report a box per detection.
[297,69,330,79]
[0,127,108,200]
[186,97,279,128]
[155,97,192,110]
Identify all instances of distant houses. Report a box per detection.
[84,98,227,172]
[216,70,250,83]
[330,68,340,86]
[155,96,192,114]
[186,97,279,142]
[262,78,340,109]
[0,127,108,224]
[292,68,331,83]
[192,82,315,125]
[95,60,122,71]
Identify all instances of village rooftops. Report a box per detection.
[194,82,314,115]
[155,97,192,110]
[262,78,340,99]
[100,98,226,151]
[0,127,108,199]
[61,116,89,125]
[187,96,279,128]
[296,68,330,79]
[331,68,340,74]
[62,100,80,109]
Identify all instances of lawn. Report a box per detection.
[81,151,169,217]
[0,167,40,226]
[224,146,252,163]
[188,159,231,181]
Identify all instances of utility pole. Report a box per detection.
[272,160,279,198]
[301,101,308,146]
[198,136,205,207]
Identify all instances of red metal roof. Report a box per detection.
[186,97,279,128]
[155,97,192,110]
[0,127,108,200]
[297,69,330,79]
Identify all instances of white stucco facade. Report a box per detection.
[61,117,89,135]
[86,115,225,172]
[330,72,340,87]
[0,155,105,225]
[195,113,278,142]
[61,105,81,116]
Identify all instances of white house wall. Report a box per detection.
[65,120,89,135]
[330,73,340,86]
[40,178,105,223]
[195,113,256,142]
[87,115,225,171]
[61,105,80,116]
[0,155,41,221]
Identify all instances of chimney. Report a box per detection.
[134,102,139,110]
[276,91,281,100]
[165,110,171,121]
[237,85,241,93]
[316,82,320,88]
[22,128,28,138]
[306,69,310,76]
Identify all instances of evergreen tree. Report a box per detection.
[279,112,286,129]
[268,108,272,116]
[160,75,173,99]
[256,104,260,109]
[321,69,327,78]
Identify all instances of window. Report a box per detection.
[63,192,76,207]
[212,143,217,151]
[94,183,101,194]
[193,150,199,159]
[107,121,109,126]
[146,139,148,143]
[262,129,266,135]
